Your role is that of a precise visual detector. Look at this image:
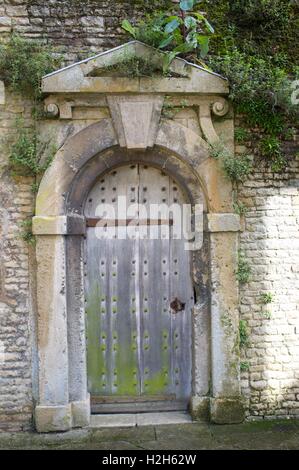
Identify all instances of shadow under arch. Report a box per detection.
[66,146,208,215]
[35,118,230,218]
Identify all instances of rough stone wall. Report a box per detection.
[0,91,35,431]
[0,0,171,64]
[237,129,299,419]
[0,0,298,431]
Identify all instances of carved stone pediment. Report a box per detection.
[41,40,232,148]
[42,41,229,95]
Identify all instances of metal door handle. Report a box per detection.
[170,297,185,313]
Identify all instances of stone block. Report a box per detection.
[35,404,72,433]
[32,215,86,235]
[190,396,210,422]
[136,412,192,426]
[71,396,90,428]
[90,414,136,428]
[210,397,245,424]
[0,17,12,27]
[207,213,241,232]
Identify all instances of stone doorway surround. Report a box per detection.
[32,41,244,432]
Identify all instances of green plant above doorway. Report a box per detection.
[122,0,214,71]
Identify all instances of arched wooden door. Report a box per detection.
[84,164,194,413]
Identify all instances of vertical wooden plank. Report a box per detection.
[85,226,109,395]
[85,163,193,403]
[85,165,140,397]
[138,166,172,396]
[109,164,139,396]
[110,234,139,395]
[169,178,193,400]
[139,236,172,396]
[85,167,114,396]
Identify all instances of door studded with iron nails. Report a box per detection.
[84,164,193,413]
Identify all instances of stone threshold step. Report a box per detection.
[90,412,192,428]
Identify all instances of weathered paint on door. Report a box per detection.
[84,164,194,407]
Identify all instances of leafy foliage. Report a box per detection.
[259,136,286,172]
[262,311,272,320]
[259,293,274,320]
[9,119,56,177]
[210,141,252,184]
[19,219,35,245]
[0,35,61,99]
[260,292,274,305]
[235,127,250,144]
[122,1,214,71]
[10,126,37,176]
[119,0,298,172]
[222,154,252,184]
[202,0,298,172]
[230,0,295,38]
[239,319,249,349]
[240,361,250,372]
[233,201,248,216]
[31,181,40,194]
[162,96,189,119]
[103,55,166,78]
[208,51,294,133]
[204,0,298,69]
[236,252,251,284]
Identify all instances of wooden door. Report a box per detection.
[84,164,194,413]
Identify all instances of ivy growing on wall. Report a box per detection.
[210,141,252,184]
[0,35,60,191]
[9,119,56,178]
[203,0,299,172]
[0,35,61,100]
[0,35,60,243]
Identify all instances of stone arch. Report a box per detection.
[33,118,243,432]
[35,118,232,218]
[66,146,206,215]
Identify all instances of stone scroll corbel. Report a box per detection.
[44,100,75,119]
[44,103,59,117]
[199,98,229,145]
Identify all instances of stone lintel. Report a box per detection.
[33,215,86,235]
[206,213,241,233]
[35,404,72,433]
[210,397,245,424]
